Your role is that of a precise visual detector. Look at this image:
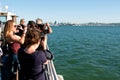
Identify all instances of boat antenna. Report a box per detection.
[4,5,8,12]
[0,2,1,11]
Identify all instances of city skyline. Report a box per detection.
[0,0,120,23]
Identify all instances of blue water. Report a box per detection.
[48,26,120,80]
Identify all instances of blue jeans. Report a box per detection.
[1,53,20,80]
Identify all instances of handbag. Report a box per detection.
[1,41,9,55]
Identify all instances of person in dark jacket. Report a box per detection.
[18,28,48,80]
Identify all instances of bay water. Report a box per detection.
[48,26,120,80]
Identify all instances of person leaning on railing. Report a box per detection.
[18,28,48,80]
[36,18,52,50]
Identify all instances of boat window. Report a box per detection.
[0,16,7,23]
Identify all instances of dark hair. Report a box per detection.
[24,28,41,47]
[27,20,36,28]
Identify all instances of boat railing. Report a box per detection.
[45,45,64,80]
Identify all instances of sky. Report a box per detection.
[0,0,120,23]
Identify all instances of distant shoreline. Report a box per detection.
[51,22,120,27]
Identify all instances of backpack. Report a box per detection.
[44,50,54,60]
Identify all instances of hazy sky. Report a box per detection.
[0,0,120,23]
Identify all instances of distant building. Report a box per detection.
[54,21,57,25]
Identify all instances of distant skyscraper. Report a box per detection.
[54,21,57,25]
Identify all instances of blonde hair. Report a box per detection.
[4,20,14,40]
[36,18,43,23]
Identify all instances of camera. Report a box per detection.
[15,25,24,36]
[37,24,45,30]
[37,24,50,38]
